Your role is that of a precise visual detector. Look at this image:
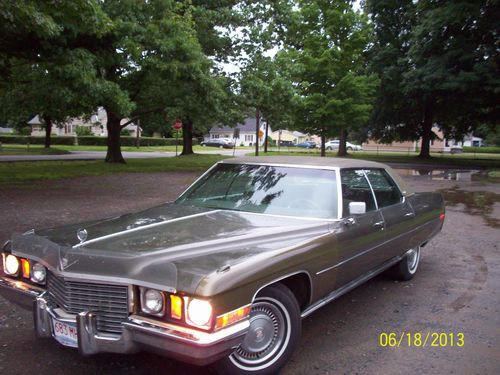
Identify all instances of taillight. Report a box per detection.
[439,213,445,221]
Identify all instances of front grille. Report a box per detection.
[47,272,129,334]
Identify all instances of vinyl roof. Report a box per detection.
[221,156,388,169]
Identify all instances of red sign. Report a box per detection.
[172,120,182,130]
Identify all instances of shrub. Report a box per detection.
[75,126,93,136]
[0,135,76,145]
[463,146,500,154]
[77,136,198,146]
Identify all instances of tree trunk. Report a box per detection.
[181,118,194,155]
[419,97,434,158]
[337,128,348,156]
[42,115,52,148]
[255,108,260,156]
[264,119,269,153]
[105,109,126,163]
[320,133,326,157]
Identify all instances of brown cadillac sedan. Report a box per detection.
[0,156,444,375]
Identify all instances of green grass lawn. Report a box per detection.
[0,154,228,185]
[0,144,70,155]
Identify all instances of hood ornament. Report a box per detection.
[77,228,88,243]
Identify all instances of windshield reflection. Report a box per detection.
[176,164,338,219]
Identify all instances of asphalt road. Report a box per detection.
[0,148,248,161]
[0,168,498,375]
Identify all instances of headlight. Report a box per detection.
[31,263,46,284]
[4,254,20,276]
[186,298,212,328]
[141,288,164,315]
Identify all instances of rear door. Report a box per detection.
[364,169,415,261]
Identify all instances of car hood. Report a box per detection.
[10,203,331,294]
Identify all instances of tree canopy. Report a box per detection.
[285,0,378,156]
[367,0,499,157]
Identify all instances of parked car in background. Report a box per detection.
[0,156,445,375]
[201,138,235,148]
[278,140,296,147]
[325,140,363,151]
[296,141,317,148]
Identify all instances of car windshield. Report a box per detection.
[176,163,339,219]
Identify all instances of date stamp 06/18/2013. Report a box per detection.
[379,332,465,348]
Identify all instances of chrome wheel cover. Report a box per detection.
[230,297,291,371]
[406,246,420,274]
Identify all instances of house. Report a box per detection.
[362,126,482,153]
[29,107,141,137]
[0,127,14,134]
[269,129,310,145]
[206,118,271,147]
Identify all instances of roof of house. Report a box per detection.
[210,117,259,133]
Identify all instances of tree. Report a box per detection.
[286,0,378,156]
[240,53,296,155]
[0,1,109,147]
[367,0,499,158]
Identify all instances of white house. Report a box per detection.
[29,107,140,137]
[206,118,271,147]
[270,129,310,145]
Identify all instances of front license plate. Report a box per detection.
[52,318,78,348]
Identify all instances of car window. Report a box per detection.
[364,169,402,208]
[177,164,339,219]
[340,169,376,216]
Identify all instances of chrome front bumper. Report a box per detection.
[1,277,249,366]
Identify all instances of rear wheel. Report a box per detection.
[214,284,301,375]
[391,246,421,281]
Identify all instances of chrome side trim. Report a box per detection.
[73,211,218,249]
[251,270,314,307]
[303,255,403,318]
[336,168,343,219]
[316,219,435,276]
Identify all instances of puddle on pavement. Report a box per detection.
[438,187,500,229]
[395,168,481,181]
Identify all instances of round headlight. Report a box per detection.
[187,299,212,327]
[31,263,46,284]
[143,289,164,314]
[4,254,20,275]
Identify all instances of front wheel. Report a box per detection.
[390,246,421,281]
[214,284,301,375]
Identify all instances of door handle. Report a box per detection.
[373,221,384,229]
[404,212,415,217]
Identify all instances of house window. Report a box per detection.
[212,134,219,139]
[245,134,253,142]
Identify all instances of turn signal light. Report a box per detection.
[215,305,251,330]
[439,213,445,221]
[170,294,183,320]
[21,259,30,279]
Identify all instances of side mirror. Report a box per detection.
[349,202,366,215]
